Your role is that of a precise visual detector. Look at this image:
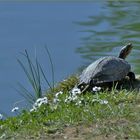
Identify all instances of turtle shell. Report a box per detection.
[79,56,131,85]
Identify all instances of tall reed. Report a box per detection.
[17,48,54,104]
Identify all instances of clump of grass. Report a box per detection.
[17,47,54,104]
[51,75,78,93]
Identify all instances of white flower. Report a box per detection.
[30,108,35,112]
[42,97,48,101]
[0,133,6,139]
[64,94,79,104]
[37,102,42,107]
[30,105,37,112]
[41,97,48,104]
[11,107,19,112]
[100,100,108,105]
[64,96,72,103]
[36,98,43,104]
[32,96,48,110]
[37,100,47,107]
[37,97,48,104]
[55,91,63,97]
[71,87,81,96]
[92,99,99,103]
[72,95,78,101]
[64,97,69,103]
[0,114,3,120]
[53,98,60,104]
[75,100,82,106]
[92,86,101,92]
[33,102,38,108]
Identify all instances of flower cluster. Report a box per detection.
[64,87,82,104]
[92,98,108,105]
[64,95,83,106]
[11,107,19,113]
[71,87,81,96]
[53,91,63,104]
[30,97,48,112]
[92,86,101,92]
[55,91,63,98]
[100,100,108,105]
[10,86,103,114]
[63,86,107,107]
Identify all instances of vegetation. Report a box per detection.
[0,49,140,140]
[0,79,140,139]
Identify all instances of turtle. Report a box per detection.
[78,43,135,93]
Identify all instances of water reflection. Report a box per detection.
[76,1,140,74]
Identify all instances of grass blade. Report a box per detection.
[24,50,38,92]
[17,59,35,90]
[45,46,55,91]
[38,63,53,91]
[17,83,36,103]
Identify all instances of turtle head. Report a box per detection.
[119,43,133,59]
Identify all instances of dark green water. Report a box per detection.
[76,1,140,74]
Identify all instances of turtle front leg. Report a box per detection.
[81,85,90,93]
[127,72,135,89]
[127,72,135,81]
[77,83,90,93]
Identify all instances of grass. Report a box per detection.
[0,49,140,139]
[0,81,140,139]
